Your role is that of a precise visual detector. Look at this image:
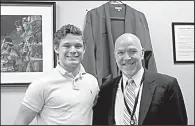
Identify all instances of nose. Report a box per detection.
[69,46,76,54]
[123,52,131,60]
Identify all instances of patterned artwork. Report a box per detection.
[1,15,43,72]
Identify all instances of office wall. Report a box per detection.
[1,1,194,125]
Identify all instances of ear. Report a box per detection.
[83,48,86,54]
[141,48,144,60]
[54,45,59,54]
[82,43,86,54]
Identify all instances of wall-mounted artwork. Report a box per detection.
[172,22,194,63]
[1,2,56,86]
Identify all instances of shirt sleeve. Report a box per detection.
[92,76,100,106]
[22,78,45,113]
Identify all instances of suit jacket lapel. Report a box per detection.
[108,76,121,125]
[138,69,156,125]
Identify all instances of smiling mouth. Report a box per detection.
[66,56,79,58]
[123,62,135,66]
[122,63,136,69]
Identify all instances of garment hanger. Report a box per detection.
[109,1,125,5]
[108,1,125,20]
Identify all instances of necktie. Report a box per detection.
[123,79,137,125]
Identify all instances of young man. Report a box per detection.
[93,33,187,125]
[14,24,99,125]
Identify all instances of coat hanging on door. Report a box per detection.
[82,2,157,85]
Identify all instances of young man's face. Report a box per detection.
[55,34,85,69]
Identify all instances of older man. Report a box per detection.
[93,33,187,125]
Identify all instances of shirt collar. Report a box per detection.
[75,64,86,79]
[56,63,86,78]
[122,67,144,89]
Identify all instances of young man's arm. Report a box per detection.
[14,104,38,125]
[14,77,45,125]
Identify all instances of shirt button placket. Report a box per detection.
[73,78,79,90]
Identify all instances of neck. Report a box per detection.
[124,73,134,79]
[71,66,80,77]
[124,67,142,79]
[59,62,80,77]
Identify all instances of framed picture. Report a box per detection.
[1,2,56,86]
[172,22,194,63]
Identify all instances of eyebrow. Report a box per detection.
[62,42,83,45]
[116,47,137,51]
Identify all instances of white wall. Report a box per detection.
[1,1,194,125]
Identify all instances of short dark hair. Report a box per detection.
[53,24,85,47]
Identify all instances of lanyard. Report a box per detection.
[121,74,144,125]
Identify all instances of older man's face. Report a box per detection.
[114,35,144,78]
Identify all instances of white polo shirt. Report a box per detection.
[22,64,99,125]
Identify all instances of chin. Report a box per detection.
[122,66,135,71]
[122,68,136,76]
[124,70,134,75]
[68,61,80,67]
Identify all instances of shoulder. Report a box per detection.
[29,68,58,88]
[146,70,178,87]
[154,72,176,83]
[25,76,45,97]
[126,4,144,14]
[100,76,121,91]
[83,73,99,84]
[83,72,97,81]
[84,72,97,79]
[147,71,184,99]
[83,73,100,92]
[126,5,146,20]
[87,3,106,14]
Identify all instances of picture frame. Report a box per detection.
[1,2,56,86]
[172,22,194,63]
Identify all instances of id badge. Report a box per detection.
[130,119,135,125]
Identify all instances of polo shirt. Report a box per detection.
[22,64,99,125]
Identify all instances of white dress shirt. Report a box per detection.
[115,67,144,125]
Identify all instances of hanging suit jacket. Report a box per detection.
[82,2,157,85]
[93,69,188,125]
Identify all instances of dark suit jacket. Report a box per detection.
[93,69,187,125]
[82,2,157,86]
